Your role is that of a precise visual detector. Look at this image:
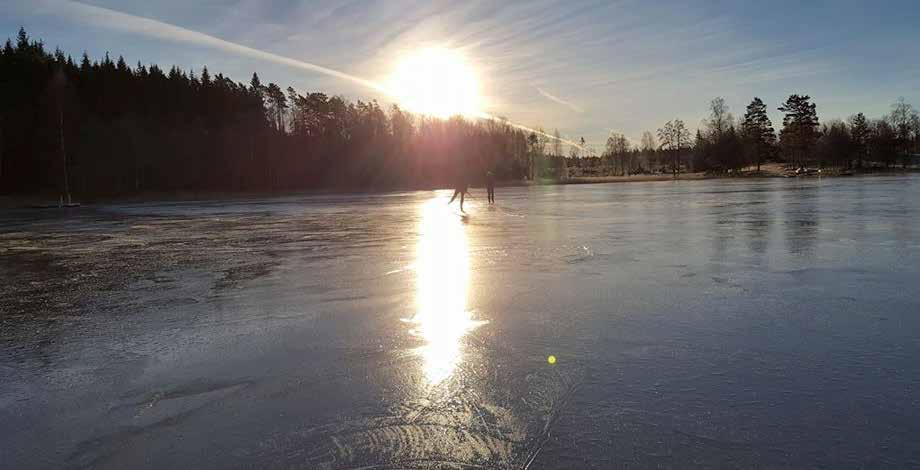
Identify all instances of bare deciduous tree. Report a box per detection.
[887,97,918,167]
[658,119,690,176]
[605,132,630,176]
[705,97,734,138]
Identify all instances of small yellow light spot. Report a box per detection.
[547,355,557,365]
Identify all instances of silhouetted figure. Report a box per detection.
[448,180,471,212]
[486,170,495,204]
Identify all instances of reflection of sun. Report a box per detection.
[387,47,482,119]
[409,198,485,384]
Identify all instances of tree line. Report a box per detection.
[578,94,920,178]
[2,29,920,197]
[0,29,533,197]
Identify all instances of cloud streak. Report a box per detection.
[14,0,914,148]
[29,0,583,149]
[35,0,387,93]
[536,87,583,113]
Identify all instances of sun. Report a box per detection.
[386,47,482,119]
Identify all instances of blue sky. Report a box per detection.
[4,0,919,150]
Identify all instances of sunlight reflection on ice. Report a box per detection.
[408,197,485,384]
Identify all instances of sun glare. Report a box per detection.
[409,198,485,384]
[387,47,482,119]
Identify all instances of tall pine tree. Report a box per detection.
[778,94,819,167]
[741,97,776,172]
[848,113,869,169]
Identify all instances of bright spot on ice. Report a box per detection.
[409,197,484,384]
[547,355,557,365]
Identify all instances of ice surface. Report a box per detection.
[2,176,920,468]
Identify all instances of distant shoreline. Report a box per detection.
[551,173,712,185]
[3,168,919,209]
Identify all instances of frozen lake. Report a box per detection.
[2,176,920,468]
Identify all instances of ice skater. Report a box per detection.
[448,179,471,212]
[486,170,496,204]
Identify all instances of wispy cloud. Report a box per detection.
[25,1,585,148]
[7,0,919,147]
[536,86,583,113]
[32,0,387,93]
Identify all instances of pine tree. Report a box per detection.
[265,83,287,133]
[693,129,707,171]
[200,66,211,85]
[848,113,869,169]
[16,27,28,50]
[80,52,91,72]
[778,94,819,167]
[249,73,263,96]
[741,97,775,172]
